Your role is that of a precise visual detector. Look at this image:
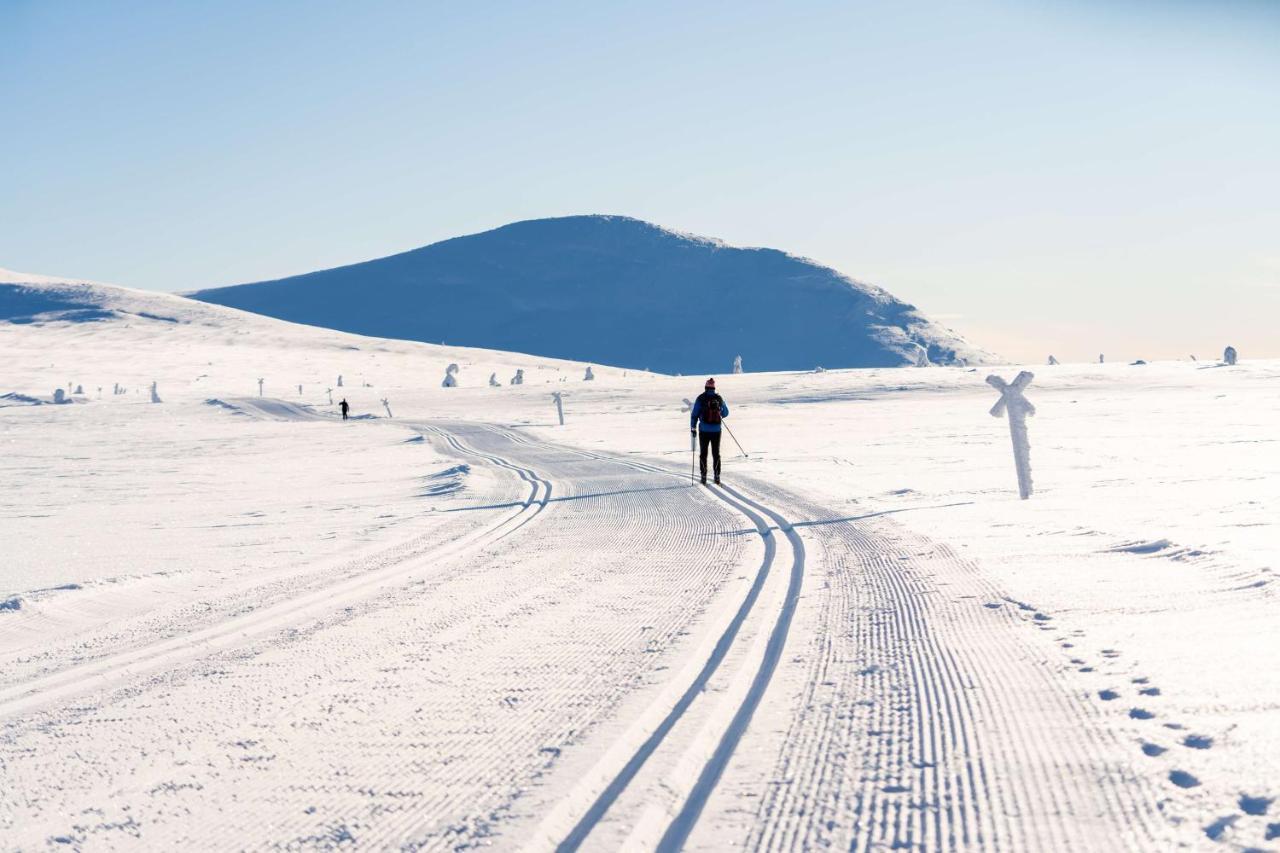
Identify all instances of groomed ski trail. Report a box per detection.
[0,420,760,850]
[489,426,1174,851]
[0,420,552,720]
[1,414,1182,850]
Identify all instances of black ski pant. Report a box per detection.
[698,430,721,481]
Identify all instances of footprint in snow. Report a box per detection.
[1239,794,1273,816]
[1098,689,1120,701]
[1141,743,1167,757]
[1169,770,1201,788]
[1101,649,1121,658]
[1129,708,1156,720]
[1203,815,1237,841]
[1182,734,1213,750]
[1139,686,1161,696]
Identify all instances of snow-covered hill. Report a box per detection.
[190,215,992,373]
[0,268,636,407]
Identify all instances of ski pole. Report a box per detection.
[723,422,749,458]
[690,430,696,485]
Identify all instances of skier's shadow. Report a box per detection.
[706,500,976,537]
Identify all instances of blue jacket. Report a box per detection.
[691,392,729,433]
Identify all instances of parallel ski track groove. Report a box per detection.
[1,422,754,851]
[497,426,1171,851]
[342,425,741,849]
[0,426,552,721]
[486,426,808,851]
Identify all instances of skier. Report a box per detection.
[339,398,350,420]
[690,378,729,485]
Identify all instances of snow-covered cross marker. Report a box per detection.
[257,378,264,396]
[986,370,1036,500]
[551,391,565,426]
[381,398,393,418]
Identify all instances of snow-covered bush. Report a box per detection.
[150,382,162,403]
[584,366,594,381]
[74,384,84,395]
[442,363,459,388]
[733,355,743,374]
[510,369,524,386]
[337,374,343,387]
[53,388,67,404]
[1224,346,1238,365]
[1047,355,1059,365]
[489,373,500,387]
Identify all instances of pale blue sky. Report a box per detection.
[3,1,1277,362]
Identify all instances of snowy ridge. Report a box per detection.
[0,267,106,286]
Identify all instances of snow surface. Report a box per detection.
[2,278,1278,851]
[189,215,993,374]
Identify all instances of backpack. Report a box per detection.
[702,393,722,425]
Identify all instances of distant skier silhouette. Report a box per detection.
[690,378,729,485]
[339,398,350,420]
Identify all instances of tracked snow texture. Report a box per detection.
[2,274,1277,850]
[189,215,992,373]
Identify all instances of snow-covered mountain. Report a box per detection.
[191,216,992,373]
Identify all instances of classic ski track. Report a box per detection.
[486,426,808,852]
[1,423,755,851]
[335,425,753,851]
[494,426,1172,851]
[0,424,552,721]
